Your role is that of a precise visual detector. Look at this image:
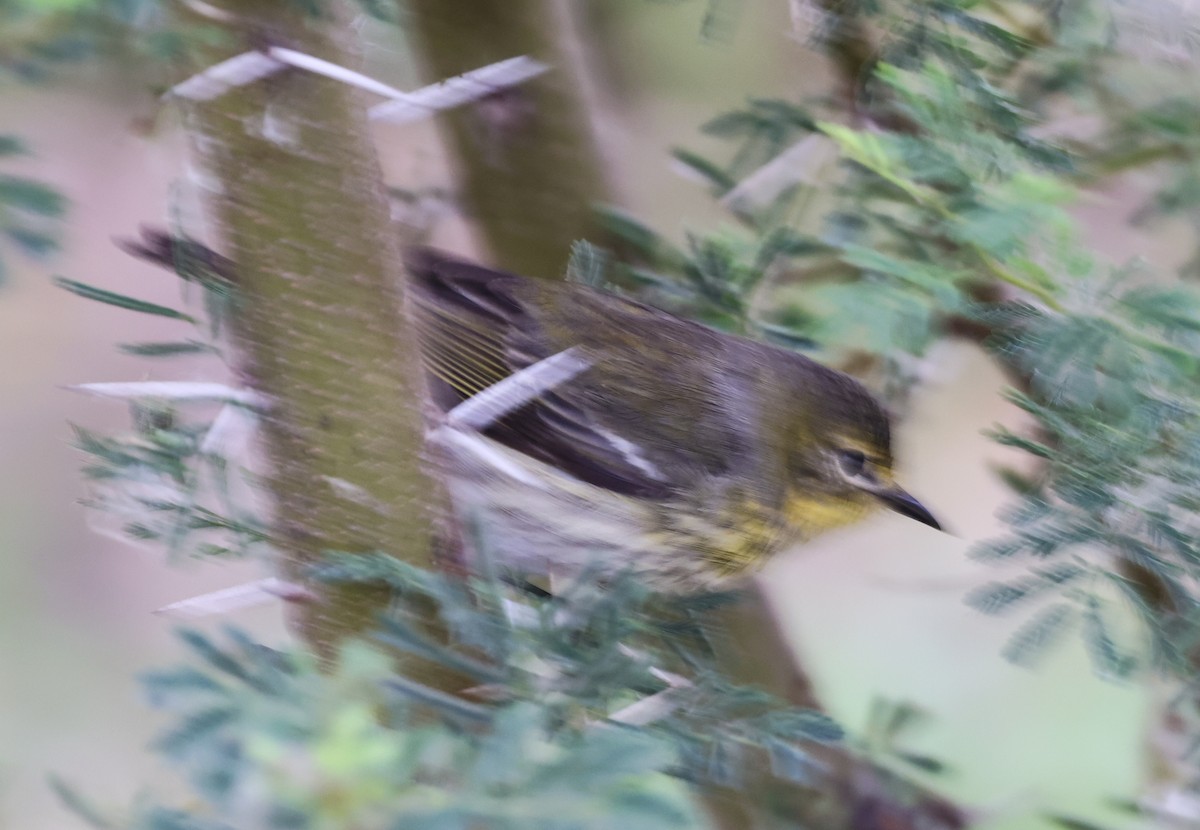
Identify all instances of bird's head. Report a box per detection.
[779,364,941,535]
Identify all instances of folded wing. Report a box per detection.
[405,248,674,499]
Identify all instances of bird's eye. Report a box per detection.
[837,449,867,477]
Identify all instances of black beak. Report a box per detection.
[875,487,942,530]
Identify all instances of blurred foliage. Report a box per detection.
[60,218,856,826]
[60,230,255,558]
[605,0,1200,689]
[0,134,64,284]
[596,0,1200,819]
[52,549,850,829]
[0,0,191,81]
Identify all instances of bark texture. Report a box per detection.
[179,1,457,686]
[403,0,615,279]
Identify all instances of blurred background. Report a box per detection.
[0,1,1170,827]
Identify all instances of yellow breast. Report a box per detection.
[652,489,878,588]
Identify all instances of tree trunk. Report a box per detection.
[403,0,615,279]
[176,0,459,688]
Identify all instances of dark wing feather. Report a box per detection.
[405,248,673,499]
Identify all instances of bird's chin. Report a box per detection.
[782,489,875,539]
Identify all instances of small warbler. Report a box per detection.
[407,248,940,593]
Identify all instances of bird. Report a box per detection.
[405,247,940,593]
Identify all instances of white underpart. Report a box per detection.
[427,349,651,577]
[595,426,665,481]
[434,428,549,489]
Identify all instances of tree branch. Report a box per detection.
[174,0,461,688]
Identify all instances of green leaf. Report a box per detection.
[385,676,492,724]
[398,814,470,830]
[822,211,868,247]
[1121,285,1200,334]
[670,148,737,193]
[578,726,679,782]
[0,135,28,157]
[764,739,815,783]
[706,737,741,787]
[754,227,828,267]
[953,203,1037,258]
[119,341,217,357]
[140,667,227,708]
[967,565,1083,613]
[703,110,764,138]
[47,775,113,829]
[1002,603,1075,666]
[799,280,935,355]
[760,708,844,743]
[991,464,1042,496]
[746,98,816,131]
[466,702,539,788]
[141,806,223,830]
[54,276,195,321]
[152,706,238,756]
[819,122,893,174]
[175,629,261,689]
[71,425,146,469]
[4,225,58,256]
[565,239,609,288]
[595,205,689,269]
[819,122,931,201]
[1046,816,1115,830]
[375,617,505,683]
[754,320,818,349]
[895,752,949,774]
[1081,597,1137,679]
[967,581,1035,614]
[935,7,1034,55]
[838,244,963,302]
[606,789,695,829]
[0,176,65,216]
[989,428,1054,459]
